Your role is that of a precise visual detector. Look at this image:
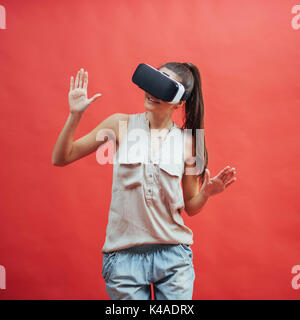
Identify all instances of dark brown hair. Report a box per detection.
[157,61,208,183]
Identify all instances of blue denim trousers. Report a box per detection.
[101,243,195,300]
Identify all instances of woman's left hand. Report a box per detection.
[200,166,237,198]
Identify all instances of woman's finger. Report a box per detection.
[88,93,102,105]
[74,70,79,88]
[79,68,84,88]
[218,166,231,180]
[69,76,74,92]
[223,171,236,183]
[83,71,88,90]
[222,167,236,179]
[224,177,236,188]
[221,167,236,180]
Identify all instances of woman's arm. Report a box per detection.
[51,67,128,166]
[182,166,209,217]
[51,111,83,166]
[182,165,237,217]
[51,112,125,166]
[182,135,237,216]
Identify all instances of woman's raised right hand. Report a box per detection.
[68,68,102,114]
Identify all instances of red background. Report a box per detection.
[0,0,300,299]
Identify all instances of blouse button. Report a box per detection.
[149,174,152,177]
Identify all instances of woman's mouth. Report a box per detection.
[146,96,160,104]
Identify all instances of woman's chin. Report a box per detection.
[144,100,160,110]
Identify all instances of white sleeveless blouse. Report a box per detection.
[101,112,193,253]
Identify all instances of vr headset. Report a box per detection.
[132,63,189,104]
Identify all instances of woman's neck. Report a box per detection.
[145,111,174,131]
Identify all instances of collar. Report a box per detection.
[143,111,177,131]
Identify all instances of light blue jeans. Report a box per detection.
[101,243,195,300]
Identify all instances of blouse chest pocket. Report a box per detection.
[117,161,143,189]
[158,162,185,215]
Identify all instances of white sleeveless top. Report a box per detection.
[101,111,193,253]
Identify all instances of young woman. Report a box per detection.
[52,62,237,300]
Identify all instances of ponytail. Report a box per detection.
[157,61,208,183]
[182,62,208,183]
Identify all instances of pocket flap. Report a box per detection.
[119,161,142,166]
[119,157,143,165]
[159,162,182,177]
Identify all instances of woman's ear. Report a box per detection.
[176,101,185,109]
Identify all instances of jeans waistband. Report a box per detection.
[118,243,179,254]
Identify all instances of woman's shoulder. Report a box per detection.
[111,112,144,121]
[110,113,130,122]
[109,112,142,138]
